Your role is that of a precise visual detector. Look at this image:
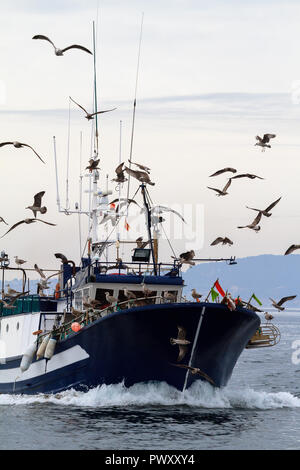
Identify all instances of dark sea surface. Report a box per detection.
[1,311,300,451]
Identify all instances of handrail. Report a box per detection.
[37,295,189,342]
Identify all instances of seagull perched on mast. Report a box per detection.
[70,97,116,121]
[1,219,56,238]
[0,142,45,163]
[86,159,100,173]
[246,197,281,218]
[255,134,276,151]
[26,191,47,218]
[32,35,93,56]
[14,256,26,266]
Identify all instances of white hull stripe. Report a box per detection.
[0,346,89,384]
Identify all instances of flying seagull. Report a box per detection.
[207,178,232,196]
[125,167,155,186]
[26,191,47,218]
[231,173,264,180]
[171,363,215,385]
[210,237,233,246]
[1,219,56,238]
[150,206,186,223]
[112,162,127,183]
[0,142,45,163]
[170,326,191,362]
[34,264,46,279]
[32,35,92,56]
[70,97,116,121]
[269,295,297,311]
[209,167,237,177]
[0,217,8,225]
[237,212,262,232]
[246,197,281,217]
[128,160,151,174]
[255,134,276,151]
[285,244,300,256]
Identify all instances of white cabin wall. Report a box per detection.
[0,313,40,358]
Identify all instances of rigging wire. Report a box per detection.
[66,97,72,211]
[126,12,144,208]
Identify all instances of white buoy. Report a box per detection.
[44,338,57,360]
[36,335,50,360]
[20,343,36,372]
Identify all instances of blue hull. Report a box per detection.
[0,302,260,394]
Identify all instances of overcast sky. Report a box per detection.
[1,0,300,278]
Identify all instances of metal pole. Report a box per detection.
[182,306,206,394]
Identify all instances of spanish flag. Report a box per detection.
[214,279,225,297]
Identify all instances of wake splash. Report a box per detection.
[0,381,299,410]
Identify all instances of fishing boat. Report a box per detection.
[0,22,280,396]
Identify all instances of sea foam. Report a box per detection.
[0,380,299,410]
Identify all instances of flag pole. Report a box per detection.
[247,293,254,308]
[205,278,218,302]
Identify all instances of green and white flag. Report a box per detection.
[211,288,219,302]
[252,293,262,306]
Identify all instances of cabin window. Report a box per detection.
[6,324,9,333]
[95,288,114,308]
[74,290,83,310]
[16,322,19,331]
[162,290,178,302]
[118,289,157,306]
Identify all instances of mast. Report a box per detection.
[141,184,157,275]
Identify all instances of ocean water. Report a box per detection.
[1,312,300,451]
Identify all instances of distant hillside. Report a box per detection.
[182,254,300,308]
[0,278,57,296]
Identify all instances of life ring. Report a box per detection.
[55,283,61,299]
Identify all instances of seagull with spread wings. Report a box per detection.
[125,167,155,186]
[32,35,92,56]
[70,97,116,121]
[237,212,262,232]
[255,134,276,151]
[0,141,45,163]
[209,167,237,177]
[170,326,191,362]
[112,163,128,183]
[269,295,297,311]
[210,237,233,246]
[128,160,151,174]
[86,159,100,173]
[26,191,47,218]
[172,363,215,385]
[0,217,8,225]
[246,197,281,218]
[207,178,232,196]
[285,244,300,256]
[231,173,264,180]
[1,219,56,238]
[150,206,186,223]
